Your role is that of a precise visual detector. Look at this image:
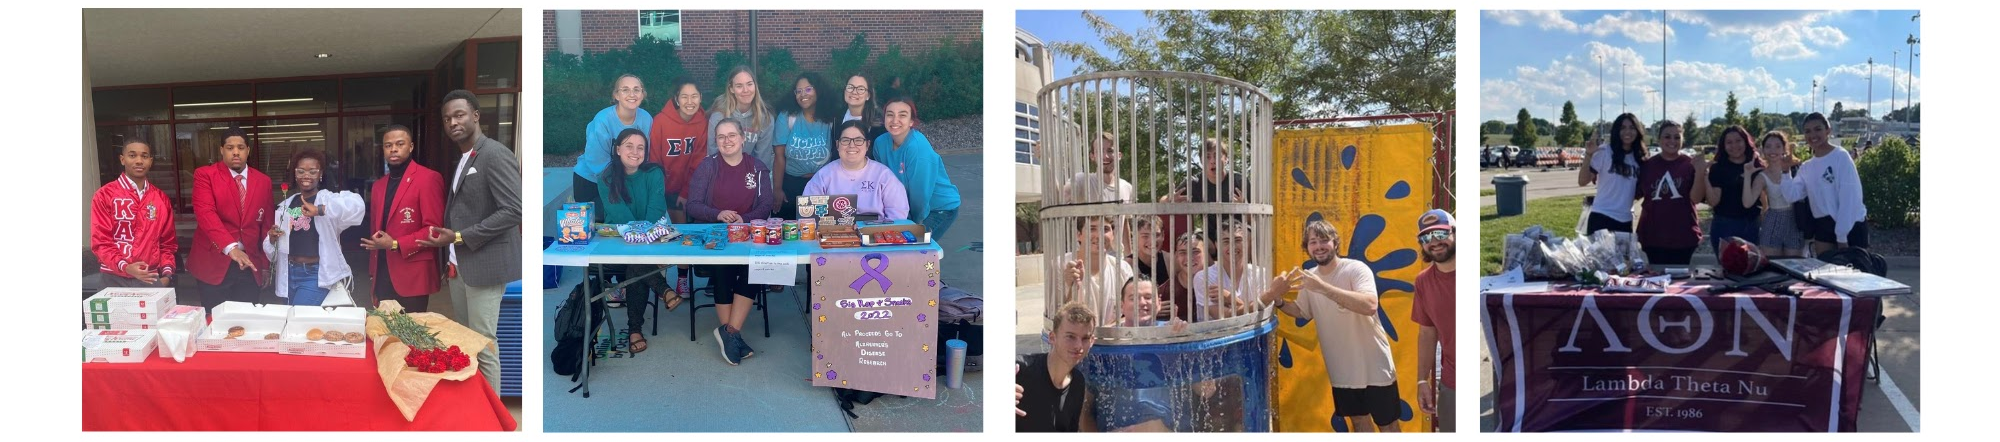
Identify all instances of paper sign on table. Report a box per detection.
[543,244,593,267]
[748,255,797,286]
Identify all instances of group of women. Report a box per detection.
[567,67,962,361]
[1579,111,1869,266]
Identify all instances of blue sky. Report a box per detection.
[1017,10,1150,80]
[1481,10,1921,125]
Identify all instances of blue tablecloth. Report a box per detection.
[543,222,942,266]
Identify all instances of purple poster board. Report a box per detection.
[809,249,942,398]
[1484,283,1878,432]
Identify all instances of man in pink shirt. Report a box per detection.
[1411,209,1456,431]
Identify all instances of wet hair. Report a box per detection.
[599,128,659,205]
[1715,125,1763,168]
[288,149,328,191]
[442,89,480,112]
[1051,300,1098,332]
[1606,113,1647,177]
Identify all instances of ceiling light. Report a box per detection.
[315,54,330,59]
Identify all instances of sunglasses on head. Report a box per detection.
[1418,230,1452,244]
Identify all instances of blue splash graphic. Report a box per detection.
[1278,340,1293,368]
[1331,411,1351,432]
[1386,180,1410,199]
[1341,145,1358,169]
[1292,168,1315,191]
[1348,214,1416,342]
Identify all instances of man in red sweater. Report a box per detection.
[91,139,177,288]
[188,128,274,309]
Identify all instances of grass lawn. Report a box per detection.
[1481,195,1718,274]
[1480,188,1495,197]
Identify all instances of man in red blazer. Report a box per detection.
[188,127,273,309]
[359,125,446,312]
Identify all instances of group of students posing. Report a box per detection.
[1022,213,1459,433]
[90,90,523,392]
[563,67,963,364]
[1581,111,1868,265]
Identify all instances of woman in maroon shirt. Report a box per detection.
[685,118,776,366]
[1634,120,1705,266]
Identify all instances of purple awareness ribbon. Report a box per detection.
[849,253,894,294]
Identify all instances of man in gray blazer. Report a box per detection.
[418,89,521,393]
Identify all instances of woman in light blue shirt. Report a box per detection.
[572,74,653,212]
[774,72,838,218]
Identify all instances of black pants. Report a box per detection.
[371,271,430,313]
[200,265,264,311]
[1811,216,1872,248]
[777,174,809,219]
[572,171,600,218]
[610,264,664,332]
[1585,211,1633,234]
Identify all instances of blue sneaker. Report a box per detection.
[724,326,755,362]
[713,326,739,366]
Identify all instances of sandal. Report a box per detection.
[662,293,684,311]
[629,332,648,354]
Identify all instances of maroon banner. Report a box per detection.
[1483,283,1878,432]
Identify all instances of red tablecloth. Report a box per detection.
[82,350,517,431]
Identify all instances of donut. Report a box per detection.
[345,333,365,344]
[306,328,324,340]
[263,333,280,340]
[226,326,244,338]
[324,331,344,342]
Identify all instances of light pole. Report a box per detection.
[1908,34,1919,124]
[1622,62,1629,114]
[1810,79,1817,114]
[1891,50,1898,122]
[1598,55,1605,124]
[1867,57,1874,120]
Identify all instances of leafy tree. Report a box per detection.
[1557,101,1585,147]
[1511,108,1538,148]
[1482,119,1507,135]
[1049,10,1454,119]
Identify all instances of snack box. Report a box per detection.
[276,306,369,358]
[83,329,158,363]
[194,302,290,353]
[858,224,933,247]
[83,287,177,328]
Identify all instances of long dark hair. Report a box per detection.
[1715,125,1764,168]
[778,72,841,124]
[842,73,884,129]
[825,120,873,169]
[599,128,659,204]
[1606,113,1647,177]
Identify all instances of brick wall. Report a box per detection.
[550,10,982,89]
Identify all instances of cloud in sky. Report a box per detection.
[1486,10,1674,43]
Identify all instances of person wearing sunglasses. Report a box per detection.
[773,72,840,218]
[263,149,364,306]
[803,120,909,220]
[1410,209,1456,432]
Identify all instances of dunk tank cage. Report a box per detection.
[1038,71,1276,431]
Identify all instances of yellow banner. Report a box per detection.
[1269,123,1435,432]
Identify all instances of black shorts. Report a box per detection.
[1585,211,1632,234]
[1332,382,1400,426]
[1641,246,1697,266]
[1811,216,1871,248]
[701,265,762,303]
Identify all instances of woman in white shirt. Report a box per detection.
[1577,113,1647,234]
[1749,131,1807,257]
[263,149,365,305]
[1777,113,1869,254]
